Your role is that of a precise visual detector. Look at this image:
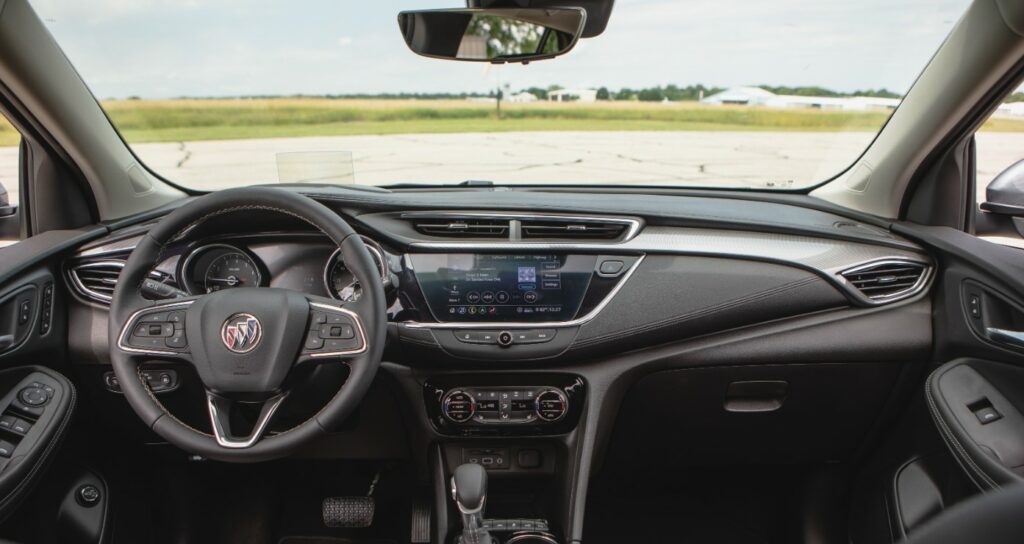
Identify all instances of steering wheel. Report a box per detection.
[108,187,387,462]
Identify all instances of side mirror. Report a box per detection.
[397,8,587,64]
[982,159,1024,216]
[0,183,14,218]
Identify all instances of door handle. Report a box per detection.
[986,327,1024,349]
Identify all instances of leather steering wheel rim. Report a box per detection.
[108,187,387,463]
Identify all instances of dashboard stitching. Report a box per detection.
[573,275,826,347]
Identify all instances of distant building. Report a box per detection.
[507,92,539,103]
[701,86,900,111]
[548,88,598,103]
[994,101,1024,118]
[699,86,776,106]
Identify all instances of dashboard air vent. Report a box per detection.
[840,260,929,303]
[412,218,509,238]
[69,261,125,304]
[520,219,629,240]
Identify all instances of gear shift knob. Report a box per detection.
[452,464,492,544]
[452,463,487,512]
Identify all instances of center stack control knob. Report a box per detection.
[535,388,569,422]
[442,390,476,423]
[497,331,514,347]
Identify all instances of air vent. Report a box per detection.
[68,261,125,304]
[840,260,930,303]
[520,219,630,240]
[412,218,509,238]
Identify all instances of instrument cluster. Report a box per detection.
[178,236,390,302]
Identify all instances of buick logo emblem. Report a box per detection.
[221,313,262,353]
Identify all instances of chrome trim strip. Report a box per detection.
[986,327,1024,349]
[836,258,934,306]
[67,260,165,305]
[116,300,196,356]
[67,260,125,304]
[400,211,642,242]
[307,302,370,358]
[207,392,288,449]
[506,535,558,544]
[402,255,645,330]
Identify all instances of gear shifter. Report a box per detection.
[451,463,493,544]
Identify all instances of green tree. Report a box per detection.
[596,87,610,100]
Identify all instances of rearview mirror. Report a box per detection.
[397,8,587,64]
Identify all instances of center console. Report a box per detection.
[396,253,631,544]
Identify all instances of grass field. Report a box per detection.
[2,98,1023,147]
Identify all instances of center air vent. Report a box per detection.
[412,218,510,238]
[68,261,125,304]
[520,219,629,240]
[840,260,930,303]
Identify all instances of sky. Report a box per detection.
[29,0,973,99]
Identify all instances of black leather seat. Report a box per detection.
[905,484,1024,543]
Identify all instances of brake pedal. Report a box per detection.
[322,496,375,528]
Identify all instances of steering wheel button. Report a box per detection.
[311,311,327,325]
[139,312,169,323]
[305,333,325,350]
[326,313,351,325]
[324,338,358,351]
[167,311,185,325]
[165,331,188,349]
[130,337,166,350]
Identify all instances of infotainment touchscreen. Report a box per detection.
[408,254,597,322]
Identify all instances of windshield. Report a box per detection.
[25,0,974,191]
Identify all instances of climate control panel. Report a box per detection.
[425,376,584,436]
[442,387,569,425]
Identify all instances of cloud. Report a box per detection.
[32,0,973,98]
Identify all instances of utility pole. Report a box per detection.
[496,68,503,119]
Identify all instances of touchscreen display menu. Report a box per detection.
[409,254,596,322]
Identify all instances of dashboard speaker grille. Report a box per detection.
[840,260,929,303]
[68,261,125,304]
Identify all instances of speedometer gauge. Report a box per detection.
[324,238,387,301]
[203,251,261,293]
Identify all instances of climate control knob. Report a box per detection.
[535,388,569,422]
[442,390,476,423]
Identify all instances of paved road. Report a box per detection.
[1,131,1021,206]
